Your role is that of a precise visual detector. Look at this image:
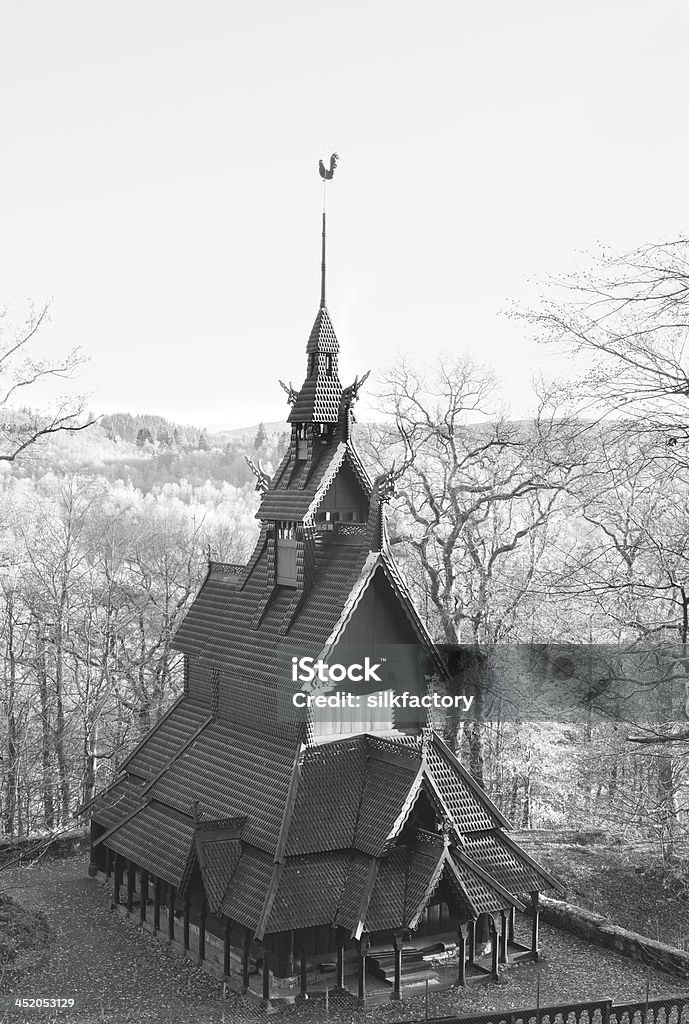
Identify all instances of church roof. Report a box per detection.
[173,536,371,697]
[256,442,372,522]
[88,713,562,937]
[91,714,298,857]
[172,542,445,719]
[170,563,244,657]
[195,831,243,914]
[305,304,339,355]
[288,307,342,423]
[266,852,351,932]
[98,801,195,889]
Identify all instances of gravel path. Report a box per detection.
[1,857,242,1024]
[1,857,687,1024]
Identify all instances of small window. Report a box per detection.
[277,539,298,585]
[326,354,333,376]
[276,522,298,585]
[295,424,308,460]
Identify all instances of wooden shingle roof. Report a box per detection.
[266,852,352,932]
[219,847,275,930]
[145,718,297,853]
[102,801,195,888]
[172,564,243,657]
[196,834,243,914]
[463,829,563,895]
[174,537,372,698]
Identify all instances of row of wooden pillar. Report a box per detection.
[108,852,261,996]
[106,852,541,1004]
[387,896,540,1000]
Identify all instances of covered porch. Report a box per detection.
[97,849,543,1005]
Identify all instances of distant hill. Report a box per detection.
[208,420,288,443]
[99,412,207,447]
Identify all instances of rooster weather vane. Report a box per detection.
[318,153,339,180]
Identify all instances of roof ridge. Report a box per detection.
[450,846,526,911]
[431,732,512,829]
[405,845,447,929]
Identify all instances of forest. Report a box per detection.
[0,240,688,876]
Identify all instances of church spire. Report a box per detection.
[285,156,342,426]
[320,209,326,309]
[318,153,338,310]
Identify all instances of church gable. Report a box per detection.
[315,459,369,522]
[339,567,423,650]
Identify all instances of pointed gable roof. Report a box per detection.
[305,304,339,354]
[288,306,342,424]
[256,443,371,522]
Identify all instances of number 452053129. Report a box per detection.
[0,997,76,1009]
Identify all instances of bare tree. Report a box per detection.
[537,434,689,856]
[0,303,93,461]
[519,237,689,447]
[363,355,585,784]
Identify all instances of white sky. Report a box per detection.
[1,1,687,429]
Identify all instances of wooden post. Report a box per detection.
[167,887,175,941]
[336,932,345,991]
[457,923,467,986]
[262,950,271,1004]
[499,909,508,964]
[105,846,113,879]
[199,900,207,961]
[358,935,368,1001]
[126,860,134,915]
[490,917,499,982]
[242,934,251,992]
[530,891,540,961]
[508,905,515,944]
[139,870,148,924]
[112,854,121,908]
[223,921,232,977]
[153,878,161,933]
[285,928,295,977]
[392,933,403,1001]
[299,947,308,1000]
[468,917,476,963]
[183,901,190,952]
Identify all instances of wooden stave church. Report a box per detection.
[82,209,563,1003]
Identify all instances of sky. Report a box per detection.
[1,1,688,430]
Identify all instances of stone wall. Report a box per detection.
[541,896,689,978]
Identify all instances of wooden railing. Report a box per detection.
[407,994,689,1024]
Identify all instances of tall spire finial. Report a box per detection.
[318,153,339,308]
[320,208,327,309]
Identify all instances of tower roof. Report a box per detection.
[305,304,339,354]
